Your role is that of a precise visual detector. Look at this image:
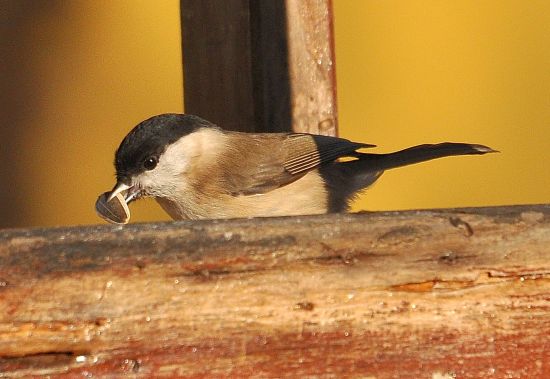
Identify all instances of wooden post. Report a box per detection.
[180,0,338,135]
[0,205,549,377]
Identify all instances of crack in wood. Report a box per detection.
[414,251,478,265]
[449,216,474,236]
[390,270,550,293]
[174,266,269,280]
[294,302,315,311]
[377,225,427,244]
[0,320,109,358]
[0,351,78,360]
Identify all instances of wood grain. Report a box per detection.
[0,205,549,377]
[285,0,338,136]
[181,0,337,135]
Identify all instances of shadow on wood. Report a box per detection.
[0,205,549,377]
[181,0,337,135]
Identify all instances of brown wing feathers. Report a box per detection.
[283,134,373,175]
[220,132,371,196]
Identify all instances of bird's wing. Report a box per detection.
[222,133,374,196]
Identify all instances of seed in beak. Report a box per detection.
[95,191,131,224]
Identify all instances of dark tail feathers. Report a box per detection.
[320,142,496,213]
[355,142,496,172]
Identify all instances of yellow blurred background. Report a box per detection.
[0,0,548,228]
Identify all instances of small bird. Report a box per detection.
[105,113,495,221]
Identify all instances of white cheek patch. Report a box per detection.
[161,141,192,174]
[136,153,189,196]
[132,128,226,197]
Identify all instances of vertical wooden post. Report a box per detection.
[180,0,338,135]
[284,0,337,136]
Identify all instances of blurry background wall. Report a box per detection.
[0,0,182,227]
[0,0,548,228]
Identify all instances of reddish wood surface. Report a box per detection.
[0,205,549,378]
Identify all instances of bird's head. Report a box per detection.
[108,113,216,204]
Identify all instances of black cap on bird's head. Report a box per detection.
[109,113,214,202]
[115,113,212,182]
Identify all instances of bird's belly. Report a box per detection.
[231,170,329,218]
[157,170,329,220]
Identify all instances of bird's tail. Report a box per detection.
[320,142,496,212]
[355,142,496,172]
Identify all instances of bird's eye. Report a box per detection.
[143,156,158,170]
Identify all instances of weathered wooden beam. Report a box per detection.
[180,0,337,135]
[0,204,549,377]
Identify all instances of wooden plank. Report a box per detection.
[0,204,549,377]
[285,0,338,136]
[181,0,337,135]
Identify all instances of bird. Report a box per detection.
[106,113,495,221]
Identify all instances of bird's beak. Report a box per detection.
[108,181,143,204]
[107,182,130,202]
